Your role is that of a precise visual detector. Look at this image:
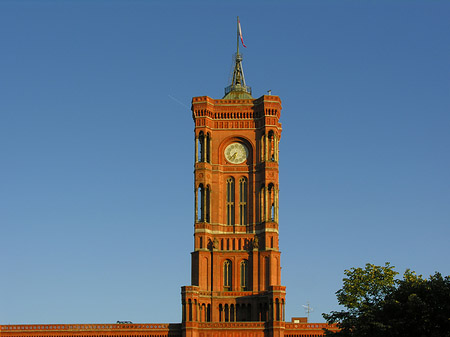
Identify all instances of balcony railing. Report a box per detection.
[224,84,252,96]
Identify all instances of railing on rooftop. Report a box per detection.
[224,84,252,96]
[0,323,181,332]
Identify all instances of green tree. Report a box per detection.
[323,264,450,337]
[323,263,398,336]
[381,271,450,336]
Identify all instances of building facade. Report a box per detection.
[0,31,336,337]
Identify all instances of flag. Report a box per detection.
[238,19,246,48]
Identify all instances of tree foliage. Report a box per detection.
[323,263,450,337]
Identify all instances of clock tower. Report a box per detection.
[0,18,337,337]
[181,23,285,337]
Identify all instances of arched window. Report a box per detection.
[197,184,204,222]
[196,184,211,223]
[188,299,192,321]
[240,260,248,291]
[275,298,280,321]
[224,260,232,291]
[268,183,275,221]
[274,133,279,162]
[225,304,229,322]
[230,304,235,322]
[197,132,211,163]
[206,133,211,163]
[239,177,247,226]
[206,185,210,222]
[268,130,277,162]
[260,134,265,162]
[226,177,235,225]
[198,132,205,162]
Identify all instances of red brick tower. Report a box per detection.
[0,19,337,337]
[181,20,285,337]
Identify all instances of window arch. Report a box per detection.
[224,260,232,291]
[206,132,211,163]
[267,183,278,222]
[226,177,235,225]
[268,130,275,161]
[205,185,210,222]
[197,184,203,222]
[240,260,249,291]
[239,177,247,226]
[196,131,211,163]
[268,183,275,221]
[260,134,265,162]
[198,132,205,162]
[196,184,211,223]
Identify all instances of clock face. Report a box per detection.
[225,143,248,164]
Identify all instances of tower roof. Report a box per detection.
[223,17,252,100]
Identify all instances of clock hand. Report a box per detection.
[230,152,237,160]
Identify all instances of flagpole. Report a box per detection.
[237,16,240,55]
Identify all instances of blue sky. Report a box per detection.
[1,0,449,325]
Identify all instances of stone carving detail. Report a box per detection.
[252,236,259,249]
[212,238,219,250]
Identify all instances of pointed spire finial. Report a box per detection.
[224,17,252,99]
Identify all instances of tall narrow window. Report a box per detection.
[206,185,211,222]
[268,130,275,161]
[197,184,204,222]
[239,177,248,226]
[197,184,210,223]
[206,133,211,163]
[224,260,232,291]
[198,132,205,162]
[274,133,279,162]
[240,260,248,291]
[260,185,265,222]
[226,177,235,225]
[268,183,275,221]
[260,134,265,162]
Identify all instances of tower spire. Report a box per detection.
[223,17,252,99]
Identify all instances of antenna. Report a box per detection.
[302,301,314,319]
